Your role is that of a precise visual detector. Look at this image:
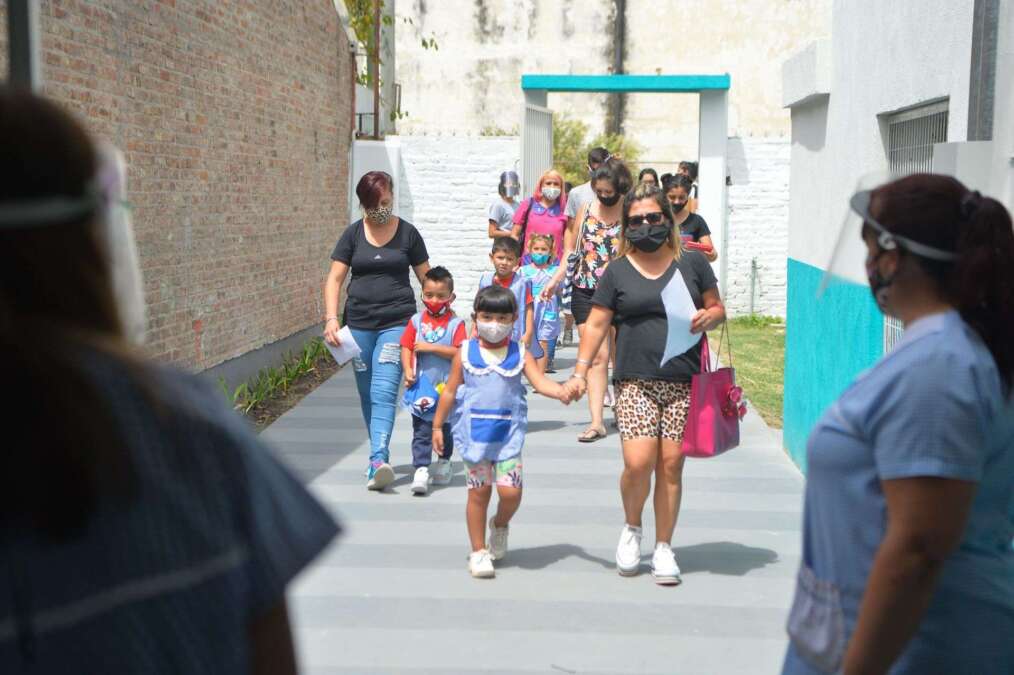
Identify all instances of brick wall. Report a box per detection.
[395,135,521,318]
[1,0,353,370]
[726,137,791,317]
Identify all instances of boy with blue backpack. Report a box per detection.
[400,266,467,495]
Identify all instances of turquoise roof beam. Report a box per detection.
[521,74,731,93]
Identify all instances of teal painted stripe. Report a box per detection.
[521,73,731,93]
[783,258,883,472]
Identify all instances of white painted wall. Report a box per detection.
[785,0,980,276]
[394,135,521,318]
[394,0,830,159]
[725,137,791,317]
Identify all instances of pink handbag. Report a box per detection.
[681,324,746,458]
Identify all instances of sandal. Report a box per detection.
[578,426,607,443]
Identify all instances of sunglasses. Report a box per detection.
[627,212,667,227]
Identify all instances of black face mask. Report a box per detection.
[670,200,685,214]
[598,193,621,207]
[865,250,896,311]
[627,224,670,252]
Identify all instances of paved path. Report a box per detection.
[262,347,804,675]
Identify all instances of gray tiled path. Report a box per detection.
[261,347,804,674]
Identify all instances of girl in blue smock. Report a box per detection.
[519,233,562,373]
[783,174,1014,675]
[432,285,570,579]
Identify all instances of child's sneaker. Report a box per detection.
[366,461,395,491]
[468,549,495,578]
[651,543,682,586]
[411,466,430,495]
[488,517,509,560]
[615,524,642,576]
[431,458,452,485]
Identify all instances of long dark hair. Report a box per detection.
[591,157,633,196]
[0,88,138,538]
[871,173,1014,389]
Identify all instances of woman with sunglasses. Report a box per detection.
[565,183,726,585]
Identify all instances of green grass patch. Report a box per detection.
[710,315,785,429]
[219,337,332,415]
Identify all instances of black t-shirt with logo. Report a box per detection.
[592,253,718,382]
[331,218,429,331]
[678,212,711,243]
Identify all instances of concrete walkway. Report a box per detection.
[262,347,804,675]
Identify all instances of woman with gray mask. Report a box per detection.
[324,171,432,491]
[488,170,521,240]
[0,88,338,674]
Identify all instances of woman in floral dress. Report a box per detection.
[545,157,631,442]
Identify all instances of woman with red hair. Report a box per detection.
[513,169,568,262]
[324,171,432,491]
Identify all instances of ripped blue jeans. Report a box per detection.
[349,325,404,465]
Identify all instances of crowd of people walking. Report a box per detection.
[2,85,1011,674]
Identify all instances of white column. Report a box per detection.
[698,90,729,294]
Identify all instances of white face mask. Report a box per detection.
[541,186,561,201]
[95,143,147,345]
[475,320,513,344]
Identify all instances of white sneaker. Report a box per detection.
[431,458,452,485]
[651,543,682,586]
[411,466,431,495]
[615,524,642,576]
[468,549,495,578]
[488,517,509,560]
[367,462,395,491]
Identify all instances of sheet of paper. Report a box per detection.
[325,325,362,365]
[659,271,701,367]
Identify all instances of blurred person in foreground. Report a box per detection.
[782,174,1014,674]
[0,87,338,674]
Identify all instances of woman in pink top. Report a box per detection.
[514,169,568,261]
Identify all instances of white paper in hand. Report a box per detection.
[325,325,362,365]
[659,272,701,366]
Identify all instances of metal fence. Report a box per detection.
[521,103,553,197]
[883,100,949,351]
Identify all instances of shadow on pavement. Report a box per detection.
[496,544,614,571]
[674,541,780,576]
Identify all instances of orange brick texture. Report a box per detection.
[1,0,354,370]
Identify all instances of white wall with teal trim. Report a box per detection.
[784,0,979,276]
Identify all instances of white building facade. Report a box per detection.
[781,0,1013,468]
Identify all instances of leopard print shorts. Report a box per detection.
[614,379,692,442]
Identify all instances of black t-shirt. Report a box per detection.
[592,253,718,382]
[678,212,711,242]
[331,219,429,331]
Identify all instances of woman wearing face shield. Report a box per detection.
[488,171,521,240]
[782,174,1014,675]
[0,89,338,674]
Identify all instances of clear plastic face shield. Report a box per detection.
[499,171,520,199]
[820,172,958,301]
[0,142,146,344]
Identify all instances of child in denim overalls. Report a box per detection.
[432,285,570,578]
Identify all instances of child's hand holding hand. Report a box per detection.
[554,383,572,406]
[432,428,445,457]
[404,368,416,388]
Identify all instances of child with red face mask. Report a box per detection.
[400,266,467,495]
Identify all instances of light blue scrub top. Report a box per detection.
[783,310,1014,674]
